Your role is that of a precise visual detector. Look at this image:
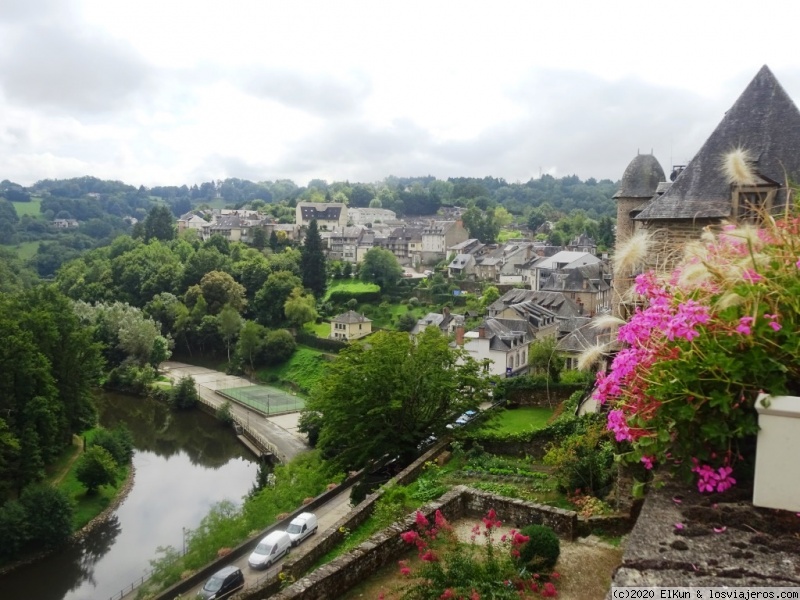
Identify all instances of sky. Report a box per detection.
[3,0,800,189]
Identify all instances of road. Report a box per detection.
[182,489,353,598]
[160,361,309,462]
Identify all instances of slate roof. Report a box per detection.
[448,254,474,270]
[331,310,371,324]
[470,318,529,352]
[613,154,666,199]
[300,204,343,221]
[637,65,800,221]
[557,318,601,353]
[541,265,609,294]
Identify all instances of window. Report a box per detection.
[732,184,777,222]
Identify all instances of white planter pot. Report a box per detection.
[754,394,800,512]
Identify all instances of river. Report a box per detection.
[0,391,259,600]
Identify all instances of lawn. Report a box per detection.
[303,320,331,337]
[366,304,429,330]
[324,280,380,302]
[11,198,43,218]
[479,406,555,434]
[12,240,40,259]
[257,345,330,394]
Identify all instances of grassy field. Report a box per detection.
[480,406,555,434]
[367,304,429,330]
[11,198,43,218]
[257,345,330,394]
[13,240,40,259]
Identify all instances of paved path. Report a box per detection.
[181,489,353,599]
[160,361,309,463]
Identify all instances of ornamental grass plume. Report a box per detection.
[613,230,652,275]
[595,199,800,494]
[721,147,757,186]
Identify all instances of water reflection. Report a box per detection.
[0,391,258,600]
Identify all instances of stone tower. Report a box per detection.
[611,153,665,318]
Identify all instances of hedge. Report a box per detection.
[295,331,348,353]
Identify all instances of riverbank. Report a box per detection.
[0,461,136,578]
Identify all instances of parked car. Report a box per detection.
[248,530,291,569]
[446,410,478,429]
[197,566,244,600]
[286,512,318,546]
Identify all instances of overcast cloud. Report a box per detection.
[3,0,800,187]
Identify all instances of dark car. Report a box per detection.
[197,565,244,600]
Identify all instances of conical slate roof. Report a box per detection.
[613,154,665,199]
[637,65,800,221]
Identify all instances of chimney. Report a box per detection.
[478,325,486,339]
[455,326,464,346]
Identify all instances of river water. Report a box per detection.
[0,391,259,600]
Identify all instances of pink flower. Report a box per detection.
[400,531,419,544]
[542,582,558,597]
[415,511,429,528]
[641,455,655,470]
[769,321,782,331]
[420,550,438,562]
[674,523,685,530]
[736,316,754,335]
[470,590,480,600]
[742,269,763,283]
[400,566,411,576]
[440,589,454,599]
[607,409,632,442]
[434,509,449,529]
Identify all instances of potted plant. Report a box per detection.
[590,204,800,508]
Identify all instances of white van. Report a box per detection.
[248,530,291,569]
[286,512,318,546]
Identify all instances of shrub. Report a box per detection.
[517,524,560,573]
[92,426,134,464]
[543,421,615,498]
[216,401,234,425]
[171,375,199,409]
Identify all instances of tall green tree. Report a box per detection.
[218,304,243,361]
[75,446,118,494]
[360,247,403,291]
[300,219,327,298]
[301,328,491,471]
[143,205,175,242]
[284,287,318,328]
[253,271,302,327]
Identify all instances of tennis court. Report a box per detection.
[216,384,305,415]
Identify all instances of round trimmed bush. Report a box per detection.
[518,524,560,572]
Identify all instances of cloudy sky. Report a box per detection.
[3,0,800,188]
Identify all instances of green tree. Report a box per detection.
[253,271,302,327]
[218,304,243,361]
[20,485,74,549]
[252,227,267,250]
[199,270,246,315]
[236,320,265,373]
[172,375,199,409]
[75,446,118,494]
[360,247,403,291]
[284,287,318,328]
[0,500,28,560]
[260,329,296,365]
[528,336,564,382]
[301,219,327,298]
[396,312,418,332]
[301,328,490,471]
[480,286,500,311]
[143,205,175,242]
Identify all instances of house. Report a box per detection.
[488,289,585,339]
[527,250,601,291]
[556,317,600,370]
[487,301,558,342]
[567,233,597,254]
[52,218,79,228]
[329,311,372,341]
[614,66,800,316]
[177,213,208,233]
[411,306,465,337]
[421,220,468,263]
[540,263,611,316]
[448,253,477,278]
[207,213,267,243]
[461,318,531,377]
[327,227,363,262]
[384,227,423,265]
[348,207,397,226]
[295,202,348,230]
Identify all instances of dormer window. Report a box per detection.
[731,174,779,222]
